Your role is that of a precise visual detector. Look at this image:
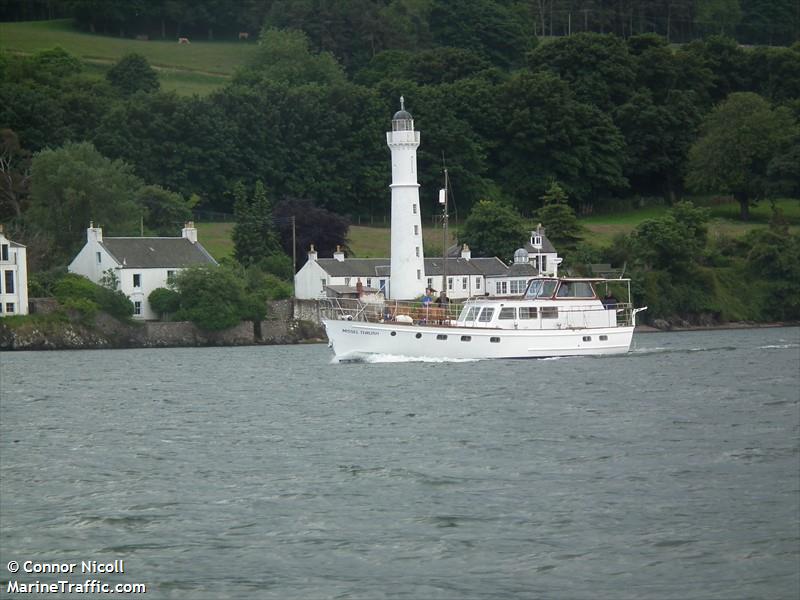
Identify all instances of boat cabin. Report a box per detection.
[455,278,625,330]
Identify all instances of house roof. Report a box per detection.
[101,237,217,269]
[315,256,508,278]
[316,258,390,278]
[504,263,541,278]
[524,235,557,254]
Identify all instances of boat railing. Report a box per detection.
[320,298,464,325]
[320,298,638,328]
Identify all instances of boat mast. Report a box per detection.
[439,168,449,296]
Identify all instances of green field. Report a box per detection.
[195,199,799,262]
[0,19,257,95]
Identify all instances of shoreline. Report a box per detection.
[635,321,799,333]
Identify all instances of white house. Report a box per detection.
[0,225,29,316]
[68,222,217,320]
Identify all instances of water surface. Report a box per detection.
[1,328,798,599]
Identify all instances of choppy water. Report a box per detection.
[1,327,798,599]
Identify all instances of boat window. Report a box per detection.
[499,307,516,320]
[478,308,495,322]
[460,306,479,322]
[391,331,397,336]
[600,335,608,341]
[573,282,595,297]
[518,307,537,319]
[436,334,447,340]
[460,335,471,342]
[541,307,558,319]
[556,282,573,297]
[490,337,500,343]
[525,279,557,299]
[582,336,591,342]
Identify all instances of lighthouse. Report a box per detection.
[386,97,425,300]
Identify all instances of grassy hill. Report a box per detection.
[194,199,799,262]
[0,19,256,95]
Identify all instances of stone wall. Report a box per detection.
[0,313,326,351]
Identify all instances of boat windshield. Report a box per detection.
[524,279,558,299]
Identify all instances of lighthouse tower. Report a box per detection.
[387,97,425,300]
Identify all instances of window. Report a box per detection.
[0,244,8,261]
[436,334,448,340]
[417,269,421,280]
[4,270,14,294]
[412,204,417,214]
[582,336,592,342]
[344,277,351,286]
[366,278,372,287]
[490,337,500,343]
[5,302,14,313]
[414,225,419,235]
[600,335,608,341]
[133,301,141,316]
[541,307,558,319]
[461,306,478,322]
[510,280,526,294]
[525,279,557,299]
[478,308,494,322]
[541,256,547,272]
[518,307,537,319]
[133,273,141,288]
[460,335,471,342]
[415,246,420,257]
[427,277,433,289]
[462,277,467,290]
[167,270,176,284]
[390,331,397,336]
[495,281,507,295]
[499,307,516,320]
[321,278,327,288]
[447,277,453,290]
[415,333,422,339]
[476,278,481,290]
[379,279,386,291]
[96,251,102,264]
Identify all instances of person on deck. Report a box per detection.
[602,292,618,309]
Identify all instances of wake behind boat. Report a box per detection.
[322,277,646,360]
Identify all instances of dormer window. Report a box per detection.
[532,235,542,247]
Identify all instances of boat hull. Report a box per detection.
[322,319,634,360]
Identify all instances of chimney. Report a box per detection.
[182,221,197,243]
[87,221,103,243]
[307,244,318,262]
[461,243,471,260]
[333,245,345,262]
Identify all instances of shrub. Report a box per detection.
[54,273,133,320]
[149,287,181,317]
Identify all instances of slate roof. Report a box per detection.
[316,256,509,278]
[316,258,390,278]
[524,235,557,254]
[504,263,541,278]
[101,237,217,269]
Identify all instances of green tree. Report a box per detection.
[106,53,160,96]
[148,287,181,318]
[0,128,31,219]
[458,199,528,261]
[28,142,143,261]
[232,180,281,266]
[136,184,195,235]
[535,182,582,253]
[234,28,346,87]
[686,92,799,220]
[527,33,636,112]
[173,265,265,330]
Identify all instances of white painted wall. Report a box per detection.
[294,259,331,299]
[0,231,29,316]
[387,103,425,300]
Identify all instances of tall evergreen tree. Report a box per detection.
[232,180,281,266]
[535,182,583,253]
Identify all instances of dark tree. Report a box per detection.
[273,198,350,268]
[106,53,160,96]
